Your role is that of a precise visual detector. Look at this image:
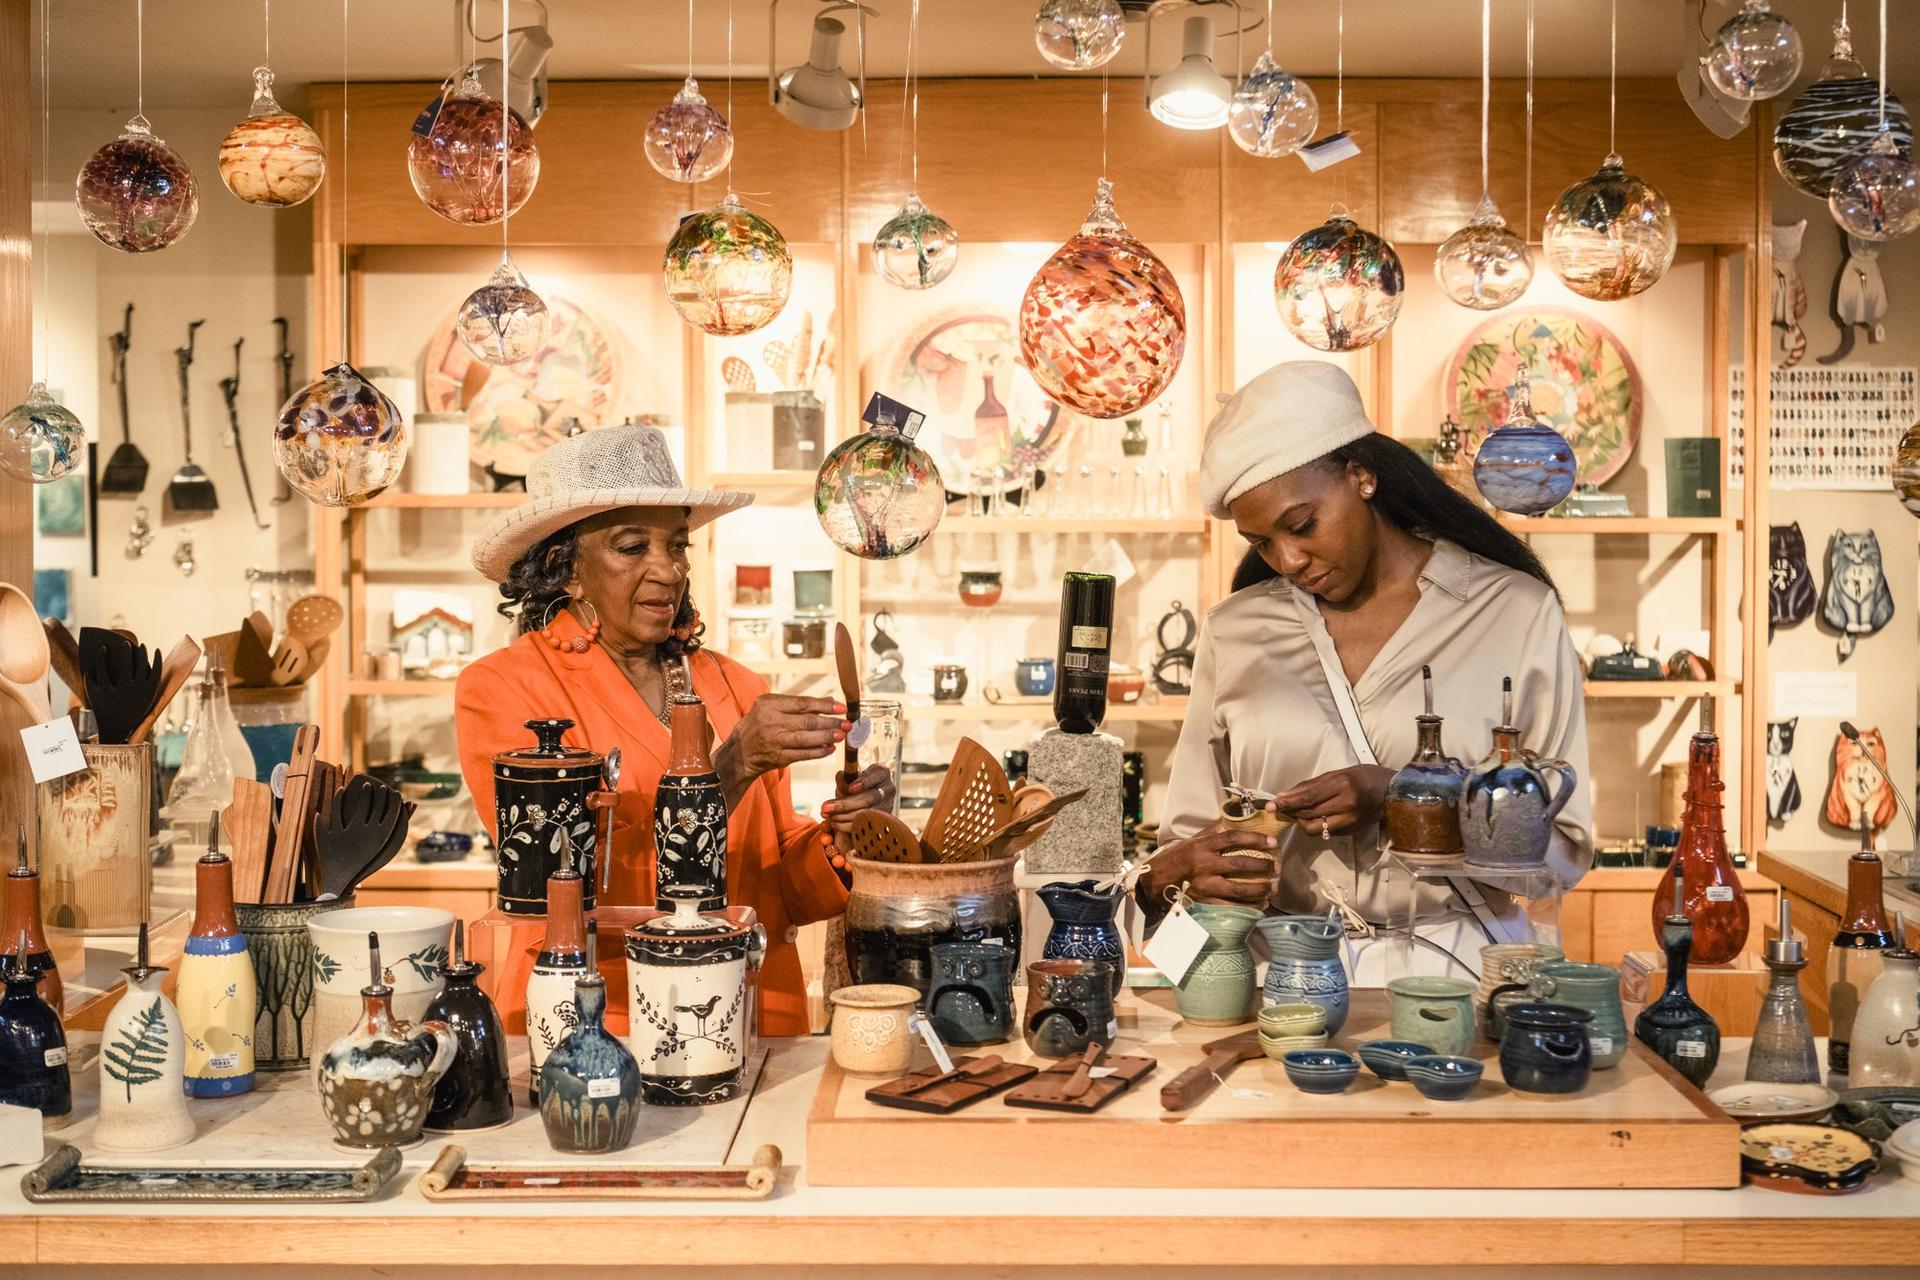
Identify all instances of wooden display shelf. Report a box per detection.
[807,987,1738,1190]
[1584,680,1737,700]
[1500,517,1738,536]
[345,678,457,697]
[708,470,818,491]
[912,699,1188,723]
[933,516,1209,535]
[358,492,524,509]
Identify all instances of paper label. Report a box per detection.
[409,94,445,136]
[1675,1039,1708,1059]
[20,717,86,785]
[208,1051,240,1070]
[1069,625,1109,650]
[845,716,871,749]
[1705,885,1734,902]
[1771,670,1857,718]
[909,1010,954,1074]
[1229,1086,1274,1101]
[43,1046,66,1068]
[1144,902,1208,985]
[785,641,806,656]
[587,1077,620,1098]
[1088,1066,1118,1080]
[1588,1036,1613,1057]
[1299,130,1361,171]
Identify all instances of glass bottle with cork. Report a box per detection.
[1826,814,1899,1075]
[1652,701,1747,965]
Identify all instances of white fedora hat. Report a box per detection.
[471,425,754,582]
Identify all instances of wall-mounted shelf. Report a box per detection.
[1500,517,1738,536]
[1583,680,1738,700]
[933,517,1208,535]
[910,700,1189,724]
[362,492,523,510]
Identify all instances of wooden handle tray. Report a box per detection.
[865,1057,1039,1114]
[418,1143,781,1201]
[1004,1053,1156,1113]
[22,1143,400,1204]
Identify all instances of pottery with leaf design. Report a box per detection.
[625,887,763,1106]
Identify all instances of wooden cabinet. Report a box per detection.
[351,861,494,926]
[1561,867,1778,970]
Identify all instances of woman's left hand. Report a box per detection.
[820,764,894,835]
[1273,764,1396,837]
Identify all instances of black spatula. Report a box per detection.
[314,774,408,900]
[99,304,148,495]
[165,319,217,514]
[78,627,161,746]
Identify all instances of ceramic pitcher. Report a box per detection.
[1256,915,1348,1034]
[1177,903,1262,1026]
[1494,961,1628,1070]
[927,942,1016,1046]
[1460,725,1577,870]
[316,932,457,1150]
[1038,880,1127,997]
[1388,976,1476,1057]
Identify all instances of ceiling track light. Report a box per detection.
[1143,0,1247,131]
[769,0,873,131]
[459,0,552,125]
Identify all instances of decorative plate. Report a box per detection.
[1446,308,1642,487]
[422,291,622,478]
[1834,1086,1920,1143]
[1738,1122,1879,1194]
[1708,1081,1839,1124]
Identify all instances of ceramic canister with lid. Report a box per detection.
[492,718,604,915]
[624,887,763,1106]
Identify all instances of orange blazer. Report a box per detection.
[453,610,847,1036]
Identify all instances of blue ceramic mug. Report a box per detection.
[1015,657,1057,697]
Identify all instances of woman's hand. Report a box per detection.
[1141,820,1281,908]
[1273,764,1395,837]
[714,694,848,806]
[820,764,894,834]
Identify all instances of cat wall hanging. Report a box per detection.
[1766,718,1803,825]
[1820,529,1894,662]
[1771,220,1809,368]
[1769,523,1816,635]
[1818,225,1890,365]
[1826,726,1896,837]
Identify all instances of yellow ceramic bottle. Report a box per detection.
[176,818,257,1096]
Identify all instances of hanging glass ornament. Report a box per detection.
[405,67,540,225]
[1435,195,1533,311]
[1272,210,1405,351]
[1034,0,1125,71]
[1829,133,1920,241]
[1472,370,1576,516]
[644,77,734,184]
[1773,21,1912,200]
[1705,0,1803,103]
[0,383,85,485]
[1017,179,1186,420]
[814,393,945,559]
[217,66,325,208]
[1542,154,1677,301]
[457,257,549,365]
[1893,417,1920,516]
[75,116,198,253]
[273,363,409,506]
[1227,51,1319,159]
[872,195,959,290]
[663,193,793,337]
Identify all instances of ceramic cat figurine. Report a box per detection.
[1821,530,1894,661]
[1766,719,1803,825]
[1770,219,1808,367]
[1821,227,1890,363]
[1768,523,1815,634]
[1826,727,1897,837]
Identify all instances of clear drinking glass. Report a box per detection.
[857,700,905,814]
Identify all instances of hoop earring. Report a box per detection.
[669,599,702,646]
[539,594,602,653]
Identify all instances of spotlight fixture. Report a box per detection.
[769,0,869,132]
[1146,10,1235,129]
[462,0,552,125]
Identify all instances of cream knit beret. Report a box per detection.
[1199,360,1376,519]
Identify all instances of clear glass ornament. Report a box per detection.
[1773,21,1913,200]
[75,115,198,253]
[1018,179,1186,420]
[1434,194,1534,311]
[1034,0,1125,71]
[1472,372,1576,516]
[217,66,325,208]
[1227,51,1319,159]
[457,257,550,365]
[1272,210,1406,351]
[273,362,409,506]
[663,192,794,337]
[0,383,85,484]
[405,68,540,225]
[644,78,733,184]
[1705,0,1804,103]
[1542,154,1677,301]
[1893,417,1920,516]
[814,403,946,560]
[1829,132,1920,242]
[873,194,959,290]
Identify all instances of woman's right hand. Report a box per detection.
[714,694,848,806]
[1141,820,1281,908]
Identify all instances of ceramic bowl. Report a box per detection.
[1886,1119,1920,1185]
[828,984,922,1076]
[1257,1003,1328,1035]
[1281,1049,1359,1095]
[308,905,454,1074]
[1404,1054,1484,1101]
[1356,1039,1436,1082]
[1258,1030,1330,1061]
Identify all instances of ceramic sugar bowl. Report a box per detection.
[625,886,763,1106]
[828,984,921,1075]
[316,932,456,1150]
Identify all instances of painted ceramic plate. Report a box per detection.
[1835,1086,1920,1143]
[1738,1122,1879,1194]
[1709,1082,1839,1124]
[1447,308,1642,487]
[422,292,622,478]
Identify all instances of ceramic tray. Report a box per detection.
[1738,1122,1880,1194]
[417,1142,780,1201]
[22,1143,400,1203]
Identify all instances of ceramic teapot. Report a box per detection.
[317,931,456,1149]
[1460,710,1577,870]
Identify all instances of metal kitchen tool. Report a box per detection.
[99,303,148,495]
[165,319,217,513]
[219,336,270,529]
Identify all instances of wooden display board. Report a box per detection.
[808,988,1738,1190]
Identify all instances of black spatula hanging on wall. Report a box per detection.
[165,319,217,514]
[98,303,148,496]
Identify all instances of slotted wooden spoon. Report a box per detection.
[922,738,1013,863]
[849,810,924,864]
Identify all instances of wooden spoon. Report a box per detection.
[1160,1031,1262,1112]
[128,635,203,745]
[41,619,85,700]
[0,583,52,724]
[833,622,861,794]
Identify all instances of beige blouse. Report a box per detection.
[1163,538,1594,923]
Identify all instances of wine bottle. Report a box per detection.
[1053,572,1115,735]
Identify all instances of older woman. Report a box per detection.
[455,426,891,1035]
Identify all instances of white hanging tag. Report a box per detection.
[1144,892,1207,986]
[20,717,85,785]
[1300,131,1362,171]
[908,1010,954,1074]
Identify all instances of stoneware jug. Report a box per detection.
[927,941,1016,1046]
[539,925,642,1154]
[1038,879,1127,997]
[624,886,763,1105]
[1256,915,1348,1034]
[1499,1001,1594,1095]
[1460,723,1577,870]
[0,931,69,1125]
[492,717,603,915]
[1024,958,1117,1058]
[1177,903,1262,1026]
[316,932,457,1150]
[1387,976,1477,1057]
[1,826,62,1008]
[1850,947,1920,1088]
[1496,961,1628,1070]
[95,925,195,1153]
[422,919,514,1133]
[525,869,590,1103]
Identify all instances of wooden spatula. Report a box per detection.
[1160,1030,1262,1112]
[832,621,861,796]
[922,738,1012,862]
[223,777,276,904]
[266,725,320,903]
[982,787,1089,859]
[128,635,202,745]
[849,810,924,864]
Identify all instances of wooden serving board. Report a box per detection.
[807,987,1740,1190]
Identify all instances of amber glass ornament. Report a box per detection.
[1017,179,1186,420]
[1434,195,1533,311]
[1652,726,1748,967]
[644,77,733,184]
[1543,154,1677,301]
[0,383,85,485]
[406,69,540,225]
[457,256,550,366]
[814,394,945,559]
[1272,211,1404,352]
[273,362,409,506]
[663,193,793,337]
[75,116,198,253]
[873,194,959,290]
[217,67,325,208]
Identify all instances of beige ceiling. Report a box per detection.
[38,0,1914,112]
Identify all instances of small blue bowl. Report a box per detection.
[1356,1039,1435,1082]
[1281,1049,1360,1095]
[1404,1054,1484,1102]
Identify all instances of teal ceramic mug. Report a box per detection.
[1491,961,1628,1070]
[1387,976,1477,1057]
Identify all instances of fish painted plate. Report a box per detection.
[1738,1122,1879,1194]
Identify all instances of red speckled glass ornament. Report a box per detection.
[218,66,325,208]
[663,193,793,337]
[1017,179,1186,420]
[1272,210,1405,351]
[75,115,198,253]
[406,68,540,225]
[644,77,734,184]
[274,362,409,506]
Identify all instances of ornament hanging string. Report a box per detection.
[1335,0,1344,134]
[1874,0,1886,127]
[1101,63,1109,179]
[135,0,144,123]
[500,0,510,262]
[1524,0,1534,234]
[1477,0,1489,198]
[1607,0,1617,157]
[38,0,51,377]
[686,0,694,79]
[339,0,350,360]
[909,0,920,190]
[264,0,270,66]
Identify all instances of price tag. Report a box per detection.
[1589,1036,1613,1057]
[43,1046,66,1068]
[1769,1144,1796,1161]
[208,1052,240,1071]
[1675,1039,1708,1059]
[845,715,872,749]
[909,1010,954,1074]
[1705,885,1734,903]
[1144,901,1208,986]
[1089,1066,1118,1080]
[587,1077,620,1098]
[1230,1086,1274,1101]
[20,717,86,785]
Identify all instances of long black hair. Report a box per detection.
[1229,434,1558,598]
[497,523,705,659]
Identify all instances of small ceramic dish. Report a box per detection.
[1258,1031,1330,1061]
[1281,1049,1359,1095]
[1885,1119,1920,1185]
[1403,1055,1484,1101]
[1356,1039,1436,1082]
[1738,1122,1880,1194]
[1257,1003,1328,1033]
[1708,1081,1840,1125]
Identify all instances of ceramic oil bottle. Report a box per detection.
[1633,863,1720,1088]
[539,919,641,1154]
[0,929,70,1125]
[653,693,728,911]
[316,931,456,1149]
[0,826,62,1009]
[525,868,590,1102]
[423,919,513,1132]
[1383,666,1467,855]
[1849,915,1919,1088]
[1653,713,1747,966]
[1459,678,1577,870]
[176,815,257,1097]
[1745,897,1819,1084]
[1826,820,1898,1074]
[95,923,196,1153]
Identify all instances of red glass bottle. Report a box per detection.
[0,826,62,1010]
[1653,727,1748,965]
[1825,825,1897,1075]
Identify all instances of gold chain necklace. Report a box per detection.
[655,654,687,728]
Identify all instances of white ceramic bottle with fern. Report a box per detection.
[95,925,195,1152]
[525,870,590,1103]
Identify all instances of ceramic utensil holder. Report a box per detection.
[237,896,357,1072]
[306,906,453,1076]
[37,742,151,935]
